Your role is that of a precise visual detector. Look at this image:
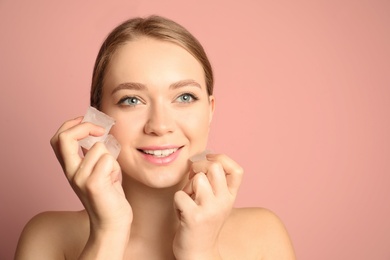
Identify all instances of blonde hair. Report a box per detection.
[90,15,214,109]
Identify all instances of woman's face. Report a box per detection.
[100,37,214,188]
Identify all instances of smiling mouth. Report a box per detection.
[139,148,179,157]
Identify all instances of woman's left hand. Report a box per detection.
[173,153,244,260]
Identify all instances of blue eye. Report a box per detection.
[118,96,141,106]
[177,93,198,103]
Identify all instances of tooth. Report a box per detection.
[142,148,178,157]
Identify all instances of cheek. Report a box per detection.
[179,107,211,139]
[109,113,144,142]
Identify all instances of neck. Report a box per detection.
[122,175,185,242]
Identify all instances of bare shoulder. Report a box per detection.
[219,207,296,260]
[15,210,88,260]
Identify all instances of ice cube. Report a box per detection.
[78,107,120,158]
[189,149,213,162]
[104,134,121,159]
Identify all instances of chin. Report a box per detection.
[122,165,189,190]
[145,170,188,189]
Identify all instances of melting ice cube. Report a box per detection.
[189,150,213,162]
[78,106,121,158]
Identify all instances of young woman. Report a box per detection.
[15,15,295,259]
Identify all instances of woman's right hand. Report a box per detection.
[50,117,132,234]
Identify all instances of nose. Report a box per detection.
[144,103,175,136]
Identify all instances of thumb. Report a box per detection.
[174,190,196,222]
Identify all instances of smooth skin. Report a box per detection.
[15,37,295,259]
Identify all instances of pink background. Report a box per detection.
[1,0,389,259]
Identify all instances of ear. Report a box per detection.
[208,95,215,125]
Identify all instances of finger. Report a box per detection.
[85,152,120,196]
[50,117,83,167]
[188,150,212,179]
[72,142,110,187]
[57,122,105,179]
[174,190,197,221]
[206,154,244,196]
[206,162,229,196]
[191,173,214,205]
[182,179,193,196]
[92,148,122,184]
[188,159,208,180]
[50,116,83,148]
[190,161,228,196]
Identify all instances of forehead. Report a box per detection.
[103,37,205,88]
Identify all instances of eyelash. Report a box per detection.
[176,93,199,103]
[117,96,142,106]
[117,93,199,107]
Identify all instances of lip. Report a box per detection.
[138,145,181,150]
[137,145,183,166]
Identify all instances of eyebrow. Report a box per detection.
[170,79,201,90]
[111,79,201,95]
[111,82,146,95]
